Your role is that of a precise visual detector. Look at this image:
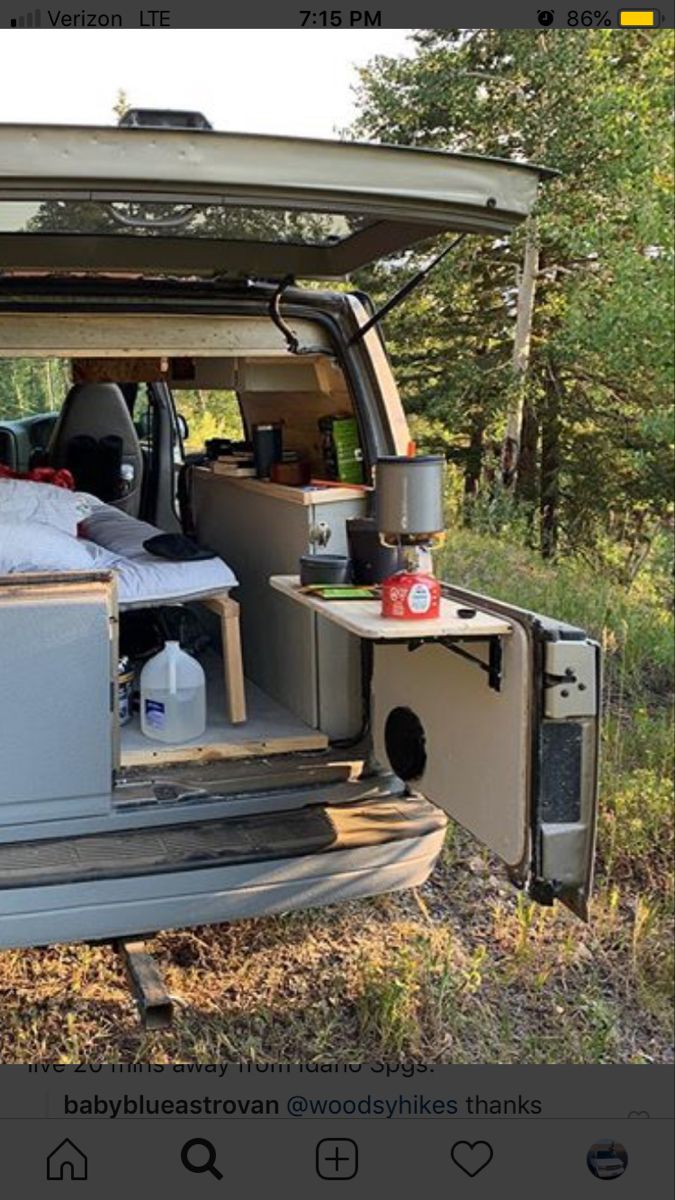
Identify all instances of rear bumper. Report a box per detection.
[0,796,446,949]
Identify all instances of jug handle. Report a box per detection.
[167,641,178,695]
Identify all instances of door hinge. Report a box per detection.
[543,641,597,719]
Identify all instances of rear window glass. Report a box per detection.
[0,200,369,246]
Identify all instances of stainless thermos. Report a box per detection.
[252,422,283,480]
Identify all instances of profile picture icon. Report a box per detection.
[587,1140,629,1180]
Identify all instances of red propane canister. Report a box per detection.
[381,569,441,620]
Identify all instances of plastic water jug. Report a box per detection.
[140,641,206,743]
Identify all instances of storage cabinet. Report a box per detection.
[0,574,115,829]
[193,472,366,739]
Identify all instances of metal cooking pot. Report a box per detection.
[375,455,445,540]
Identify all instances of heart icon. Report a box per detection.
[627,1110,650,1118]
[451,1140,494,1177]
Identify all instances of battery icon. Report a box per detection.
[618,8,660,24]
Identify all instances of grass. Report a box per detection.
[438,527,674,703]
[0,528,672,1064]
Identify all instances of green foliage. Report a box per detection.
[351,29,674,567]
[0,358,68,421]
[599,764,673,897]
[437,523,674,704]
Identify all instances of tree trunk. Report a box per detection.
[516,398,539,546]
[501,220,540,488]
[515,398,539,505]
[540,360,562,559]
[463,411,484,512]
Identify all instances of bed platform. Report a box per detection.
[82,505,248,723]
[80,502,237,607]
[119,653,328,767]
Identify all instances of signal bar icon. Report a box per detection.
[10,9,42,25]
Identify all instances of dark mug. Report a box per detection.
[346,517,402,584]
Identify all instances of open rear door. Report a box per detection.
[373,584,601,920]
[0,123,551,279]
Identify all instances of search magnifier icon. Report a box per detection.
[181,1138,223,1181]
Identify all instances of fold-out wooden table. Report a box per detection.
[270,575,512,692]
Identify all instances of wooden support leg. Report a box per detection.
[202,593,247,724]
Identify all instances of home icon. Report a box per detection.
[46,1138,88,1181]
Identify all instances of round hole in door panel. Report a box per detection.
[384,706,427,782]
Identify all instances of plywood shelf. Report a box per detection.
[120,658,328,768]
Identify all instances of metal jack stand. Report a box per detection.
[116,939,174,1030]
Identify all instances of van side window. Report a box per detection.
[174,389,244,452]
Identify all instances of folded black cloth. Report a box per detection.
[142,533,217,561]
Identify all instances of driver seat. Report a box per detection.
[49,383,144,516]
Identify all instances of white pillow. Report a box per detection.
[0,479,85,536]
[0,521,103,574]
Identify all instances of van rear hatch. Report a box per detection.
[0,124,550,279]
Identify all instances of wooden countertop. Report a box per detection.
[195,468,368,506]
[270,575,512,640]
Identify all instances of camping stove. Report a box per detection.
[375,455,445,621]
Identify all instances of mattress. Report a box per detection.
[79,504,237,608]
